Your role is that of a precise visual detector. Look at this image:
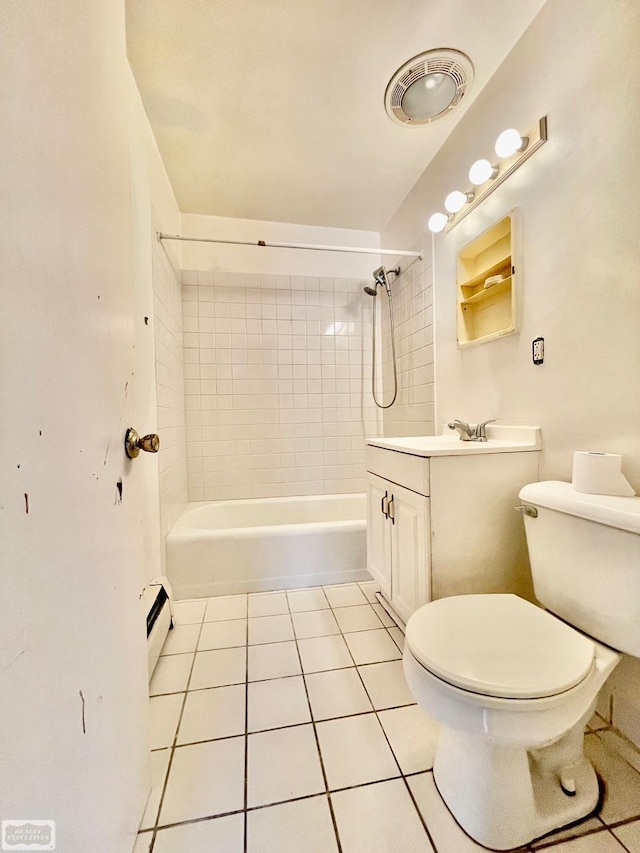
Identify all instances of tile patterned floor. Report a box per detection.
[140,581,640,853]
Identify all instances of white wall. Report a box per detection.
[1,3,180,851]
[179,212,380,279]
[382,0,640,743]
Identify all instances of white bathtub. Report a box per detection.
[166,493,368,599]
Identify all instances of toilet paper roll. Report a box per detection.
[572,451,635,497]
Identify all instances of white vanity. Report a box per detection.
[365,425,541,623]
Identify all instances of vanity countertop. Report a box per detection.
[366,425,541,458]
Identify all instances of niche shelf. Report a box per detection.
[457,212,516,347]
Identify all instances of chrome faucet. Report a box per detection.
[448,419,496,442]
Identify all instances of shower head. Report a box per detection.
[364,265,401,297]
[363,286,378,296]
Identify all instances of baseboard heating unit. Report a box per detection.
[142,578,173,681]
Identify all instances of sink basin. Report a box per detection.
[366,425,541,458]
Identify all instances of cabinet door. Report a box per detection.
[389,484,430,623]
[366,473,392,598]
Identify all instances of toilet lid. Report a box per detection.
[406,594,595,699]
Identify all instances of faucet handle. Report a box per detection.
[475,419,496,439]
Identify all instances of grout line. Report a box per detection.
[288,590,344,853]
[243,601,249,853]
[331,604,440,853]
[148,615,207,852]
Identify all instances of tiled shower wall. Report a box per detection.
[153,241,188,559]
[182,271,381,501]
[381,238,436,437]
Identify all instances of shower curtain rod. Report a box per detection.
[157,232,423,260]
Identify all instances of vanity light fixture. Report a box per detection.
[427,116,548,233]
[428,212,451,233]
[469,158,499,186]
[445,190,474,213]
[495,128,528,158]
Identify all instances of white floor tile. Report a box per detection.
[205,594,247,622]
[297,635,353,673]
[198,619,247,650]
[177,684,245,743]
[159,737,245,824]
[160,624,200,656]
[189,647,246,690]
[316,713,399,790]
[408,772,501,852]
[597,729,640,774]
[333,604,384,633]
[378,705,440,774]
[358,580,380,603]
[585,733,640,824]
[613,820,640,852]
[332,778,434,853]
[545,831,627,851]
[247,724,324,807]
[172,599,207,625]
[305,667,372,721]
[357,661,416,710]
[388,626,405,651]
[344,629,402,665]
[248,641,301,681]
[531,818,607,848]
[248,675,311,732]
[149,693,184,749]
[324,583,368,608]
[133,833,152,853]
[292,609,340,639]
[370,602,397,628]
[139,749,171,830]
[154,813,244,853]
[248,591,289,617]
[247,795,338,853]
[287,587,330,612]
[248,614,294,645]
[150,653,193,696]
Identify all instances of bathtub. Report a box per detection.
[166,493,368,599]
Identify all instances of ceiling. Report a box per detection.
[126,0,546,231]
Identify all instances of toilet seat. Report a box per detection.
[406,594,595,700]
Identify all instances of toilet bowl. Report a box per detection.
[403,481,640,850]
[403,595,620,850]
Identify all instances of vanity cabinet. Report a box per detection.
[366,473,429,623]
[366,429,541,625]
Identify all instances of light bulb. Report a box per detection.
[444,190,474,213]
[468,159,498,186]
[428,212,449,233]
[495,128,528,158]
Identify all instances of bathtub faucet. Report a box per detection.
[448,419,495,442]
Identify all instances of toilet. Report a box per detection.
[403,480,640,850]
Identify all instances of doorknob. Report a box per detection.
[125,427,160,459]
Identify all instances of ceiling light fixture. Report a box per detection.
[427,116,548,234]
[385,49,475,126]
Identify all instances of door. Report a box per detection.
[366,473,392,597]
[389,483,430,623]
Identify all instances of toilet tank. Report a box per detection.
[519,481,640,657]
